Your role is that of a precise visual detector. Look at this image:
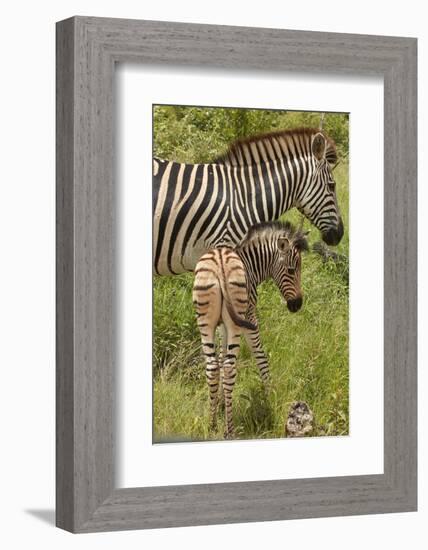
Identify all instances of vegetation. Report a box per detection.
[153,105,349,163]
[153,106,349,442]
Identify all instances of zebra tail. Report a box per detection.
[219,278,257,332]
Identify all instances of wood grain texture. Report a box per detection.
[56,16,417,533]
[56,17,75,532]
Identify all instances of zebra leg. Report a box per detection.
[222,330,241,439]
[216,323,228,408]
[202,333,221,431]
[193,275,221,432]
[244,316,270,389]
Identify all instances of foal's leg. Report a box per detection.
[217,323,228,407]
[244,304,270,388]
[201,326,220,430]
[222,324,241,439]
[194,282,221,431]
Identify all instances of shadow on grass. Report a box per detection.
[234,385,275,438]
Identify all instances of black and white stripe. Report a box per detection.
[154,127,343,275]
[237,222,308,387]
[193,221,308,438]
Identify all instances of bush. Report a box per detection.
[153,106,349,163]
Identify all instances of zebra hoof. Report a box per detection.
[263,381,272,394]
[209,413,218,430]
[224,429,235,440]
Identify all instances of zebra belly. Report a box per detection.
[153,225,214,275]
[153,202,232,275]
[153,160,245,275]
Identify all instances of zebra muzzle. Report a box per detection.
[286,296,303,312]
[321,218,344,246]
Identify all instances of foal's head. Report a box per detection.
[270,223,308,312]
[240,221,309,312]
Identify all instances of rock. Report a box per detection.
[285,401,314,437]
[312,241,347,263]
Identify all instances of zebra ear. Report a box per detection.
[312,132,326,160]
[277,237,290,253]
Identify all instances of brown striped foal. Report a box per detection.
[192,221,308,438]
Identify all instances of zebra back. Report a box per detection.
[153,127,341,276]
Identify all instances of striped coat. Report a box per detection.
[153,127,343,275]
[192,221,308,438]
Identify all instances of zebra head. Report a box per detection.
[271,227,309,313]
[296,132,344,246]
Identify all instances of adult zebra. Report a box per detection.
[153,127,343,275]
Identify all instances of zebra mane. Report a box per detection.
[241,221,309,252]
[214,127,337,167]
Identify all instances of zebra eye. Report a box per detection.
[328,181,336,192]
[287,267,296,275]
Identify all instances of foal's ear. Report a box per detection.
[311,132,326,161]
[277,237,290,252]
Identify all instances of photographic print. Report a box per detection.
[153,105,349,442]
[55,18,416,531]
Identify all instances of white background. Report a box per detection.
[118,67,384,487]
[0,1,425,549]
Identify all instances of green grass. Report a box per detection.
[152,106,349,442]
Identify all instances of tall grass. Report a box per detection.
[153,107,349,442]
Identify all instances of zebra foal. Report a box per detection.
[192,221,308,438]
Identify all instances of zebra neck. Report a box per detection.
[238,157,304,224]
[237,245,272,288]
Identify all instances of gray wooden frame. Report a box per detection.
[56,16,417,533]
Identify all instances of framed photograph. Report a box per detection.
[151,104,350,445]
[56,17,417,532]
